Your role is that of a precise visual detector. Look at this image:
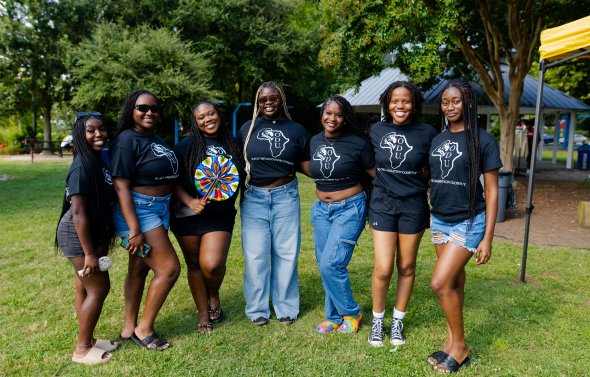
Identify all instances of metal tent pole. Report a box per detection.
[521,60,546,283]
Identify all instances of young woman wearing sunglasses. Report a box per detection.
[238,81,310,326]
[110,89,201,350]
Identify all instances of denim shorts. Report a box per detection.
[430,211,486,253]
[113,191,171,237]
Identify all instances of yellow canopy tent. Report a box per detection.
[522,15,590,282]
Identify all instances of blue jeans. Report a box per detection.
[310,192,366,324]
[240,179,301,320]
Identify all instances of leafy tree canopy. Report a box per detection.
[69,23,219,126]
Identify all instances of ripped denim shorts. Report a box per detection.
[430,211,486,253]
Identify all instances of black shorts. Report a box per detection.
[170,209,236,236]
[368,186,429,234]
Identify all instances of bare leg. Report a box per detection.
[430,241,473,369]
[133,226,180,345]
[371,229,398,313]
[393,230,425,311]
[69,256,110,359]
[199,231,231,313]
[176,234,210,328]
[121,255,149,338]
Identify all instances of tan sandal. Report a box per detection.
[95,338,119,352]
[72,346,112,365]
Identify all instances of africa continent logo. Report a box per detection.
[206,145,231,159]
[257,128,289,158]
[313,145,340,178]
[151,143,179,174]
[380,132,413,169]
[431,140,462,179]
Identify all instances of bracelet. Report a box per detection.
[129,232,143,241]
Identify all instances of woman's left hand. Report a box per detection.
[475,238,492,265]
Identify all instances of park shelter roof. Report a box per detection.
[340,66,590,114]
[539,15,590,61]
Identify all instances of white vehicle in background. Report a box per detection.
[559,134,588,144]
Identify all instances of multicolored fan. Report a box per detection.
[194,155,240,201]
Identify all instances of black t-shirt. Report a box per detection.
[110,129,179,186]
[429,127,503,222]
[65,155,115,204]
[370,121,437,198]
[237,117,310,186]
[174,135,240,214]
[309,130,374,192]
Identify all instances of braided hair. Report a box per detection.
[440,79,480,222]
[379,81,424,124]
[242,81,291,184]
[182,101,245,196]
[320,95,373,201]
[114,89,158,136]
[56,115,115,251]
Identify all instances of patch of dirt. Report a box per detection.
[495,177,590,249]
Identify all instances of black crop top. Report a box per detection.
[237,117,310,186]
[309,130,374,192]
[110,129,179,186]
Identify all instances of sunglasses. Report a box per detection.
[134,104,160,113]
[76,111,101,119]
[257,95,281,104]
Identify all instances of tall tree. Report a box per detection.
[0,0,98,152]
[320,0,589,170]
[69,23,219,128]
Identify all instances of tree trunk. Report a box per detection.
[498,107,518,172]
[41,105,53,155]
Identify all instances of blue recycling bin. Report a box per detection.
[577,143,590,170]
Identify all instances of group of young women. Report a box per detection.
[56,78,501,373]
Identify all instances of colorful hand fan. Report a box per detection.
[194,156,240,201]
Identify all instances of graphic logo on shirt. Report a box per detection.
[102,168,112,186]
[257,128,289,158]
[313,145,340,178]
[206,145,232,160]
[380,132,413,169]
[151,143,179,175]
[431,140,462,179]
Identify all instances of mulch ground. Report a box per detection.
[495,176,590,249]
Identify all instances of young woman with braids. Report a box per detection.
[367,81,437,347]
[237,81,310,326]
[170,101,244,333]
[307,96,375,334]
[110,89,199,350]
[427,79,501,373]
[56,113,117,364]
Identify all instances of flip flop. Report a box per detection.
[131,332,172,351]
[208,306,224,324]
[117,333,132,342]
[433,354,471,373]
[427,351,448,366]
[198,322,213,334]
[71,346,112,365]
[95,338,119,352]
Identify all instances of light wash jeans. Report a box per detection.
[310,191,366,324]
[240,179,301,320]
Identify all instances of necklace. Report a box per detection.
[324,132,337,147]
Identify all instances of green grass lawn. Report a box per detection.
[1,159,589,376]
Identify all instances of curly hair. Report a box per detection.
[56,114,115,251]
[319,95,369,138]
[379,81,424,124]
